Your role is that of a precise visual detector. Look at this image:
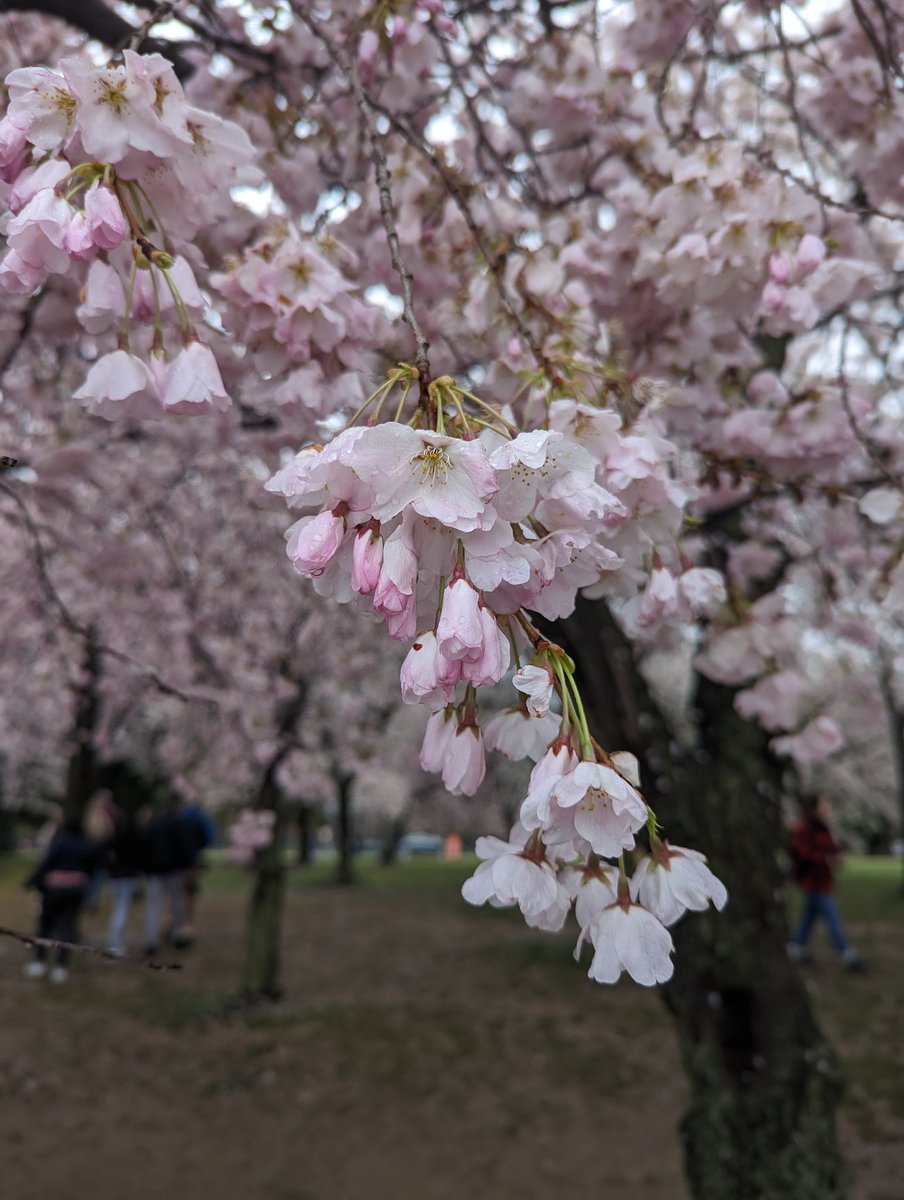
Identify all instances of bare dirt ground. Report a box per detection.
[0,857,901,1200]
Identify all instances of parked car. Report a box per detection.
[398,832,445,857]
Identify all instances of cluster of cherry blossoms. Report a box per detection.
[0,51,256,417]
[467,822,726,986]
[211,224,390,416]
[266,371,728,984]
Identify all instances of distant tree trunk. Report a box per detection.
[557,596,846,1200]
[242,775,287,1003]
[335,770,355,885]
[0,809,14,854]
[380,814,408,866]
[63,627,101,826]
[296,802,314,866]
[241,672,308,1003]
[877,650,904,893]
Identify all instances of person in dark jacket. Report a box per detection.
[141,799,196,956]
[788,796,863,970]
[23,816,102,983]
[105,805,148,956]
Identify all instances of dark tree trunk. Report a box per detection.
[241,673,308,1003]
[380,815,408,866]
[335,771,355,885]
[877,652,904,893]
[0,808,14,854]
[63,628,101,827]
[296,803,314,867]
[555,595,846,1200]
[242,776,287,1003]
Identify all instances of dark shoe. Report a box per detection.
[843,950,866,973]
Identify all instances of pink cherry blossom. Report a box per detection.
[285,509,346,577]
[460,606,511,687]
[83,183,128,250]
[441,721,486,796]
[354,425,498,531]
[436,577,484,662]
[553,760,648,857]
[484,707,561,762]
[351,524,383,594]
[400,631,461,707]
[419,708,456,773]
[513,663,555,717]
[72,349,163,420]
[161,343,231,414]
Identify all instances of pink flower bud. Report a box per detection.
[84,182,128,250]
[385,593,418,641]
[357,29,380,83]
[461,607,511,687]
[442,723,486,796]
[761,280,786,314]
[420,708,455,773]
[351,525,383,594]
[64,212,96,261]
[401,630,462,706]
[794,234,826,276]
[768,251,791,284]
[436,577,483,662]
[286,509,345,577]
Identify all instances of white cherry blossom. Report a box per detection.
[630,843,728,927]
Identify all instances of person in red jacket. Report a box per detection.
[788,796,863,970]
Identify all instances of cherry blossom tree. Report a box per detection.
[2,2,904,1197]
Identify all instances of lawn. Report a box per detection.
[0,854,901,1200]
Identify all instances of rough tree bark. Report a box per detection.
[877,648,904,892]
[556,595,846,1200]
[241,768,288,1003]
[296,802,314,867]
[334,767,355,885]
[241,675,307,1004]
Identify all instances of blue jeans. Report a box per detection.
[793,890,849,953]
[106,877,137,956]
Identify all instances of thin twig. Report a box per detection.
[837,321,902,489]
[291,4,434,407]
[0,479,218,708]
[0,290,44,385]
[0,924,182,971]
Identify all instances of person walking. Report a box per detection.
[105,806,148,957]
[23,816,101,983]
[788,796,864,971]
[142,798,195,957]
